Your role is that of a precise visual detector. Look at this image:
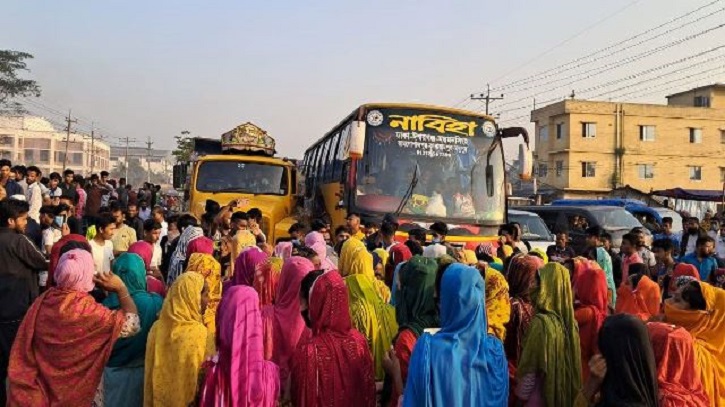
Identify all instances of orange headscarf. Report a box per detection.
[615,275,661,321]
[574,267,609,381]
[665,282,725,406]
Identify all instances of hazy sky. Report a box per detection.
[3,0,723,157]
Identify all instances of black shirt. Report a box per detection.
[0,228,48,321]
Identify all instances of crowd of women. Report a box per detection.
[4,211,725,407]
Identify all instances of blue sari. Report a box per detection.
[403,263,508,406]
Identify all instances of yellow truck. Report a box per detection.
[173,122,300,243]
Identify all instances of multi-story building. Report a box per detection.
[0,115,110,176]
[531,84,725,199]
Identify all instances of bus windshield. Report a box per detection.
[354,107,505,225]
[196,161,289,195]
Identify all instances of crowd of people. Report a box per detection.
[0,161,724,406]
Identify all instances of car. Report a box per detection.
[517,205,649,253]
[652,207,683,234]
[508,209,555,252]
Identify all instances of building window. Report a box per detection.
[0,134,14,145]
[582,122,596,138]
[556,123,564,140]
[0,150,11,159]
[721,167,725,183]
[581,162,596,178]
[72,152,83,165]
[555,161,563,177]
[689,166,702,181]
[39,150,50,164]
[538,163,548,178]
[24,149,34,162]
[694,96,710,107]
[689,128,702,144]
[639,125,656,141]
[721,130,725,144]
[638,164,654,179]
[539,126,549,142]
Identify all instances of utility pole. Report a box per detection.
[471,84,504,115]
[146,136,154,184]
[88,122,96,175]
[62,110,77,169]
[120,137,138,181]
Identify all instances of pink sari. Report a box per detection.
[304,231,336,271]
[199,286,279,407]
[261,257,314,385]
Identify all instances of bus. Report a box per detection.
[301,103,531,248]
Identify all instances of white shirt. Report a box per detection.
[684,234,698,256]
[716,235,725,259]
[41,227,62,255]
[25,182,43,223]
[160,221,168,240]
[151,242,162,268]
[89,239,115,274]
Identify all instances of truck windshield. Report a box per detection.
[196,161,288,195]
[355,108,505,225]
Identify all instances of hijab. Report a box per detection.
[669,263,700,295]
[517,262,582,407]
[231,248,269,287]
[187,236,214,256]
[647,322,709,407]
[54,249,96,292]
[340,238,391,303]
[396,256,439,337]
[167,225,204,285]
[403,264,508,406]
[484,268,510,341]
[273,241,293,260]
[615,274,661,321]
[304,231,336,271]
[573,265,609,381]
[504,255,539,367]
[597,314,658,407]
[128,241,154,270]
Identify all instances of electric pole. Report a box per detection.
[146,136,154,184]
[471,84,504,115]
[88,122,96,175]
[120,136,138,181]
[62,110,77,169]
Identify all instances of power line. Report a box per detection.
[470,84,504,115]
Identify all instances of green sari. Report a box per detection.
[396,256,439,336]
[517,262,582,406]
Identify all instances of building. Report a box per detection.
[530,84,725,199]
[0,115,110,176]
[109,146,173,183]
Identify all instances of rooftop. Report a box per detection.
[666,83,725,98]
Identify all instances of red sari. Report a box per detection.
[291,271,375,407]
[7,289,125,405]
[616,275,661,321]
[573,267,608,381]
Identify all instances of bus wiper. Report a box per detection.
[395,163,420,217]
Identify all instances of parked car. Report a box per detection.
[517,205,649,253]
[508,209,555,252]
[551,199,664,233]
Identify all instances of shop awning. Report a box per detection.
[650,188,725,202]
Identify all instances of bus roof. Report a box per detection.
[195,154,296,167]
[304,103,497,153]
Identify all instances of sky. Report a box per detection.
[3,0,724,158]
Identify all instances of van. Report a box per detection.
[508,209,555,252]
[517,205,647,253]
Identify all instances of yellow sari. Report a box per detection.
[340,238,390,302]
[229,230,257,277]
[145,273,208,407]
[665,282,725,406]
[186,253,222,357]
[339,239,397,380]
[485,268,511,341]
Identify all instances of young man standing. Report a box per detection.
[138,200,151,221]
[423,221,450,259]
[346,213,365,241]
[0,200,47,404]
[653,217,681,257]
[620,233,644,285]
[631,227,656,276]
[60,169,77,203]
[715,222,725,262]
[84,174,104,226]
[546,230,576,263]
[126,203,145,241]
[24,166,43,223]
[247,207,266,243]
[151,206,168,240]
[680,236,719,282]
[110,203,137,257]
[117,177,129,208]
[143,219,163,275]
[0,160,22,197]
[652,238,676,295]
[47,172,63,206]
[90,213,116,275]
[680,217,708,258]
[12,165,27,194]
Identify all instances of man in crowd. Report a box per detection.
[138,200,151,221]
[39,205,62,255]
[117,177,129,208]
[60,169,77,203]
[620,233,643,284]
[423,221,449,259]
[47,172,63,206]
[334,225,352,255]
[680,217,708,258]
[90,213,116,275]
[58,195,82,235]
[12,165,27,194]
[126,203,145,242]
[0,160,22,197]
[143,219,163,276]
[24,166,43,224]
[247,207,266,243]
[652,238,676,291]
[680,236,719,282]
[653,217,680,257]
[631,227,656,275]
[110,203,137,256]
[0,200,47,405]
[99,171,113,210]
[346,213,365,241]
[152,206,168,240]
[84,174,104,227]
[547,230,576,263]
[161,214,198,277]
[288,222,306,247]
[73,175,86,222]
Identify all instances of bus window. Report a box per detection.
[326,131,341,180]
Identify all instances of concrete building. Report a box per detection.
[530,84,725,199]
[0,115,110,176]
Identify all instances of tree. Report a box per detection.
[0,50,41,113]
[172,130,194,163]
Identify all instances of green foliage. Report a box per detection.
[172,130,194,163]
[0,50,41,113]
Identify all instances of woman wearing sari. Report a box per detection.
[485,267,511,341]
[187,236,214,256]
[198,285,280,407]
[167,225,204,285]
[572,266,608,382]
[261,256,314,392]
[274,241,293,260]
[228,247,269,289]
[254,256,283,307]
[403,263,508,406]
[144,273,209,407]
[7,250,140,406]
[291,271,376,407]
[229,230,258,276]
[103,253,163,407]
[647,322,709,407]
[339,238,398,380]
[664,280,725,405]
[665,263,700,299]
[577,314,658,407]
[615,265,661,321]
[387,256,439,406]
[503,255,538,405]
[187,253,223,357]
[305,231,336,271]
[128,241,166,298]
[516,263,582,407]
